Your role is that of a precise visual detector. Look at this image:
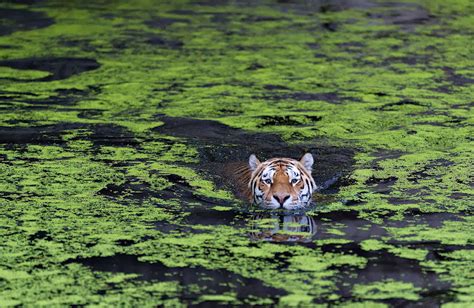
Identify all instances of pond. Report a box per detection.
[0,0,472,306]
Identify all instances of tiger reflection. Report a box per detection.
[248,214,317,243]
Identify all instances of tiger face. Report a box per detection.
[248,153,317,210]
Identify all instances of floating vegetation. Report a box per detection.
[0,0,472,305]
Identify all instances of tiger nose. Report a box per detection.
[273,194,290,206]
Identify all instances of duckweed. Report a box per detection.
[0,0,472,305]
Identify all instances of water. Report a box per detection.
[0,0,472,306]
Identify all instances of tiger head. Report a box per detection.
[248,153,317,210]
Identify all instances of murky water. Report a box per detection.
[0,0,472,306]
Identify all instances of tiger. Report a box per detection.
[247,153,317,210]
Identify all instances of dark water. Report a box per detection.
[0,0,472,306]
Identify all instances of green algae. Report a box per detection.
[361,239,428,261]
[428,249,474,305]
[0,66,51,80]
[278,294,315,307]
[339,302,388,308]
[386,216,474,246]
[315,238,352,246]
[197,293,237,303]
[0,0,473,305]
[353,280,421,301]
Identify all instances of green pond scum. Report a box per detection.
[0,0,472,306]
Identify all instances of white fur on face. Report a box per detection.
[252,165,275,207]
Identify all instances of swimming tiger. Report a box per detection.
[246,153,317,210]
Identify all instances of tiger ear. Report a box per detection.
[300,153,314,171]
[249,154,261,171]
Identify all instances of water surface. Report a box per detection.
[0,0,472,306]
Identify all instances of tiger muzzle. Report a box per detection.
[273,194,291,207]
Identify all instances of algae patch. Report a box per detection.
[0,0,473,306]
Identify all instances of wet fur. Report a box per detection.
[249,156,316,209]
[224,154,316,209]
[223,162,253,201]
